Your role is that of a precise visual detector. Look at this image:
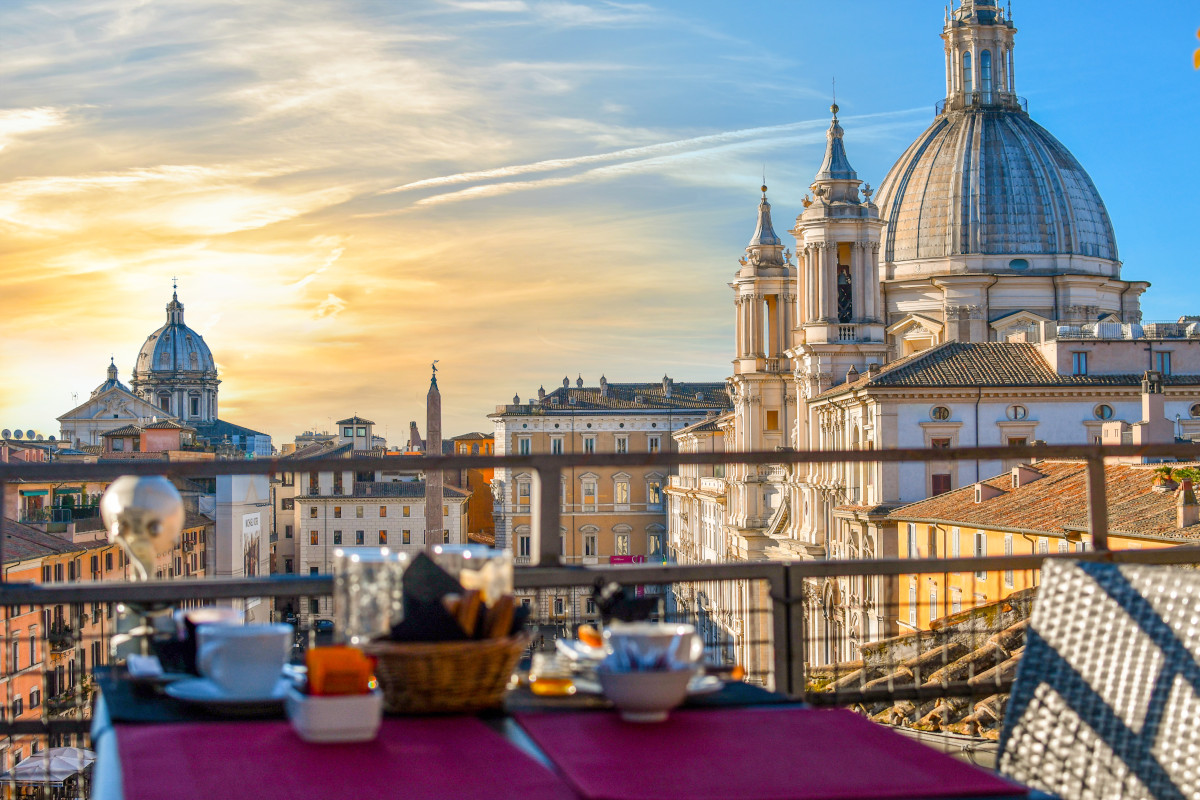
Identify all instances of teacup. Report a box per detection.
[196,623,292,698]
[602,622,703,671]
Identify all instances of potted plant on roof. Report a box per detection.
[1152,465,1179,493]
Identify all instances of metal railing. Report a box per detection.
[2,441,1200,739]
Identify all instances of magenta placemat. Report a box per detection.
[116,717,577,800]
[515,707,1027,800]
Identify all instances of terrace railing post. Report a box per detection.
[0,478,5,581]
[771,564,806,698]
[532,466,562,566]
[1085,454,1110,551]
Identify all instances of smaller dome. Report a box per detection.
[91,358,130,397]
[134,293,217,378]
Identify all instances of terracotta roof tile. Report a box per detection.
[888,460,1200,542]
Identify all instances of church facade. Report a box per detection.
[667,0,1200,677]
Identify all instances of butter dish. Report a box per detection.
[285,686,383,743]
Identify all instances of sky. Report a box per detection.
[1,1,1197,444]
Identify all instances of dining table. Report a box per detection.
[89,667,1037,800]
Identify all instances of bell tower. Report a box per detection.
[789,105,887,398]
[727,186,795,531]
[942,0,1019,112]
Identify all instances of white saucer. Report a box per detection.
[572,674,723,697]
[165,676,290,706]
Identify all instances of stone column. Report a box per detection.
[825,243,838,322]
[424,372,444,548]
[751,294,763,356]
[851,242,865,323]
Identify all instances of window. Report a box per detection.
[403,506,411,517]
[615,481,630,506]
[979,49,992,97]
[333,473,343,495]
[517,482,531,508]
[647,533,662,557]
[553,597,565,616]
[309,474,319,495]
[333,531,342,545]
[333,506,341,519]
[356,427,366,437]
[931,474,952,495]
[1039,538,1049,555]
[648,436,661,453]
[1157,352,1172,375]
[930,406,951,421]
[189,396,200,417]
[1007,437,1027,448]
[1058,540,1069,553]
[647,481,662,508]
[952,527,961,558]
[582,479,597,509]
[765,410,780,431]
[550,437,563,455]
[586,597,597,615]
[908,582,917,626]
[1072,352,1088,376]
[443,531,450,544]
[962,51,972,93]
[10,641,17,673]
[54,564,63,582]
[517,438,531,456]
[310,531,319,545]
[974,533,987,579]
[1095,404,1114,420]
[379,506,387,518]
[1004,534,1014,587]
[907,524,917,557]
[311,597,319,613]
[284,558,293,573]
[951,588,962,614]
[1007,405,1028,421]
[105,552,113,571]
[615,534,630,555]
[355,506,363,518]
[285,525,293,539]
[929,586,938,622]
[309,507,318,518]
[615,436,628,454]
[582,436,596,454]
[584,534,597,557]
[42,566,50,583]
[343,427,353,437]
[402,530,410,545]
[518,535,531,558]
[443,505,448,517]
[1191,403,1200,419]
[356,531,364,545]
[379,530,387,545]
[12,698,21,718]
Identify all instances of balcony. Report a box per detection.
[0,442,1197,795]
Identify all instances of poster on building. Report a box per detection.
[242,512,262,578]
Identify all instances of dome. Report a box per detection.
[133,293,217,378]
[91,359,130,397]
[875,107,1119,266]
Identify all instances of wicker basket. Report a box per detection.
[363,633,529,714]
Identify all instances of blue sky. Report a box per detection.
[0,0,1196,440]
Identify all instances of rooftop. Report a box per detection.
[493,380,730,416]
[888,460,1200,542]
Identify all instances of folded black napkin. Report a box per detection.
[384,553,530,642]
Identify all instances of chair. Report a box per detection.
[998,560,1200,800]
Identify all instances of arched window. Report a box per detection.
[980,50,992,100]
[962,52,973,94]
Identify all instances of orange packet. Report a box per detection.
[306,646,374,696]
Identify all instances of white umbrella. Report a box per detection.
[3,747,96,784]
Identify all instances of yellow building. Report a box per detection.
[888,460,1191,631]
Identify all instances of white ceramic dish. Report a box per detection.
[556,638,605,663]
[165,676,290,706]
[597,668,694,723]
[573,673,721,697]
[285,687,383,743]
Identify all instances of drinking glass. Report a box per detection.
[429,545,513,603]
[332,548,409,646]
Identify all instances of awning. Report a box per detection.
[20,490,48,496]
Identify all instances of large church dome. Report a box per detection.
[875,106,1118,267]
[874,0,1119,279]
[134,293,217,376]
[130,292,220,421]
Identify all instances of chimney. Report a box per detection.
[846,365,860,384]
[1011,464,1043,489]
[600,376,608,397]
[1132,370,1174,455]
[562,376,569,388]
[865,363,880,380]
[974,482,1005,503]
[1178,479,1199,528]
[537,386,546,402]
[663,375,672,397]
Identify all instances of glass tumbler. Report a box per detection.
[333,547,410,646]
[430,545,513,603]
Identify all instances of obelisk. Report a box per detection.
[424,363,443,547]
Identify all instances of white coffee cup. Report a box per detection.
[603,622,703,670]
[196,623,292,698]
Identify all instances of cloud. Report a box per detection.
[0,107,70,151]
[314,293,347,319]
[441,0,529,10]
